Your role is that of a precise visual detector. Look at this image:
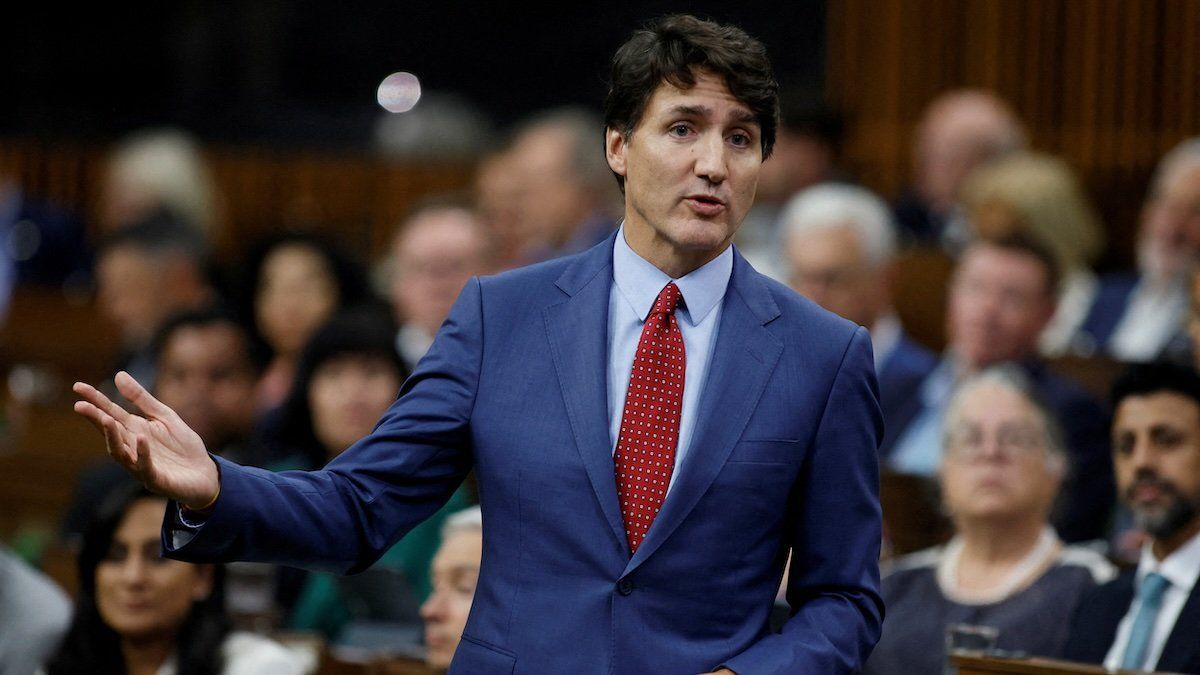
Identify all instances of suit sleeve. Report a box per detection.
[724,326,885,674]
[161,278,484,574]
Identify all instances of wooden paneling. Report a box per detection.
[828,0,1200,270]
[0,140,474,265]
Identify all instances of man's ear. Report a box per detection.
[606,127,628,179]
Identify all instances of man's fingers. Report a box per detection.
[134,434,160,494]
[74,400,128,460]
[72,381,133,426]
[73,400,110,433]
[114,371,175,422]
[100,413,137,467]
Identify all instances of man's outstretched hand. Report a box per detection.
[73,371,220,510]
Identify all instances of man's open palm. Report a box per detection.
[73,371,220,509]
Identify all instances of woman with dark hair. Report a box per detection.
[44,484,300,675]
[272,305,409,472]
[268,307,472,643]
[240,231,373,412]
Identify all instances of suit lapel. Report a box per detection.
[624,253,782,574]
[1093,572,1135,662]
[1157,580,1200,671]
[544,237,628,553]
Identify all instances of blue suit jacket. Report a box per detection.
[164,236,885,673]
[1063,568,1200,672]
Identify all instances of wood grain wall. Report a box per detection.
[0,139,474,265]
[827,0,1200,268]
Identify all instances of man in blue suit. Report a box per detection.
[74,15,884,673]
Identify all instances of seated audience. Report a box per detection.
[0,544,71,675]
[241,232,371,412]
[45,484,301,674]
[1064,363,1200,673]
[95,211,215,389]
[893,89,1027,250]
[387,199,492,371]
[63,307,267,542]
[866,367,1115,674]
[1077,138,1200,363]
[780,182,938,454]
[961,152,1105,357]
[420,506,483,672]
[270,308,471,641]
[886,234,1115,542]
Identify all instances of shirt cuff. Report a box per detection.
[169,503,207,548]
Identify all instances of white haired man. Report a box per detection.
[1077,138,1200,363]
[781,182,938,455]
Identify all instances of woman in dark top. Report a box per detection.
[865,367,1116,674]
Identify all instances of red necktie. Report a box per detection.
[614,282,686,553]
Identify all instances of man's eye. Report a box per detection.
[669,124,691,137]
[730,132,751,147]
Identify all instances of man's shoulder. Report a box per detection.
[741,260,860,338]
[476,247,607,302]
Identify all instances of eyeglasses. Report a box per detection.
[944,424,1046,462]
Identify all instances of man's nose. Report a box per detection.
[693,133,728,183]
[1128,436,1156,471]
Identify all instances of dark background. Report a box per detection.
[4,2,825,147]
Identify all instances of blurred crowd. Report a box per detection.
[1,84,1199,674]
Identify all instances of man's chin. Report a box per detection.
[1131,498,1199,540]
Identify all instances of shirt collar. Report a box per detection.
[1137,528,1200,594]
[871,311,902,370]
[612,223,733,327]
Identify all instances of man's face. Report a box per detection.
[390,209,488,338]
[1139,164,1200,282]
[606,70,762,276]
[786,225,885,328]
[947,245,1055,369]
[1113,392,1200,544]
[420,529,483,670]
[155,324,257,449]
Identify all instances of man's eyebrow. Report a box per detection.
[669,104,710,118]
[728,109,759,127]
[668,104,759,128]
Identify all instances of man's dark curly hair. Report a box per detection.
[603,14,780,189]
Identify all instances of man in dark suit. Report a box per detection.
[73,15,884,673]
[1063,362,1200,673]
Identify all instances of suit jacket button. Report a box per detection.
[617,578,634,596]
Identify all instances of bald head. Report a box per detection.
[914,90,1027,214]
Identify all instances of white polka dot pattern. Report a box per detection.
[613,281,686,554]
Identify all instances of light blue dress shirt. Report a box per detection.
[607,226,733,493]
[887,354,957,475]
